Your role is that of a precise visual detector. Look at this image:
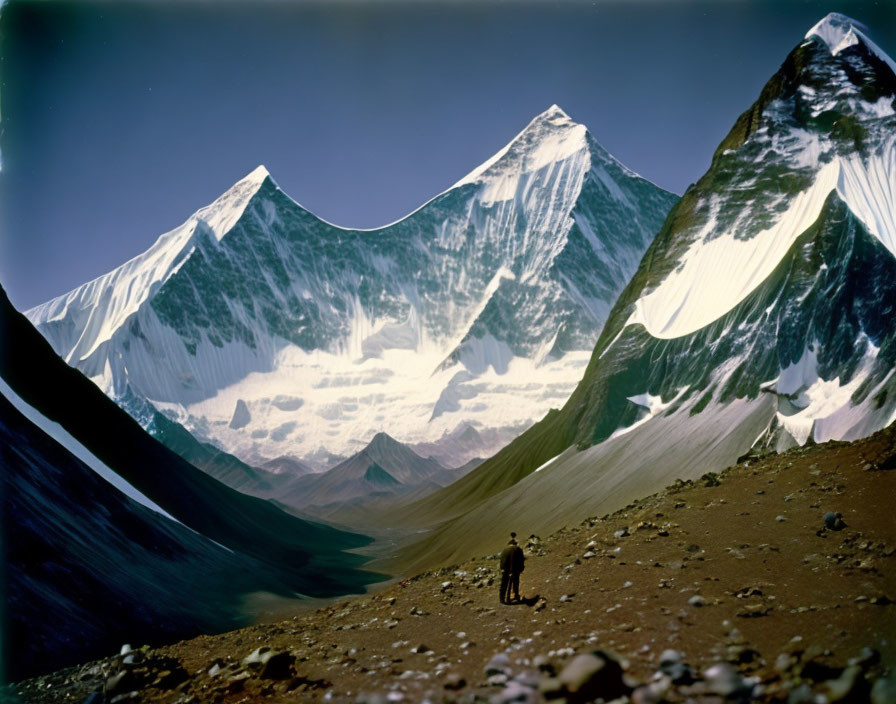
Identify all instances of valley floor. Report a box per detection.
[10,425,896,704]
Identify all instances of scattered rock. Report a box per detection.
[443,672,466,690]
[242,647,294,679]
[486,653,511,676]
[658,650,696,685]
[872,675,896,704]
[703,662,752,698]
[826,666,869,702]
[554,651,629,703]
[824,512,847,531]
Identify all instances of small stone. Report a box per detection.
[703,663,748,698]
[688,594,707,607]
[872,675,896,704]
[119,644,133,656]
[557,651,628,703]
[849,647,880,669]
[658,650,695,684]
[443,673,466,690]
[488,673,509,686]
[242,648,294,679]
[632,676,671,704]
[827,666,869,702]
[614,528,630,539]
[776,515,788,522]
[775,652,797,673]
[486,653,511,676]
[788,683,815,704]
[493,680,537,703]
[539,677,564,699]
[824,512,847,531]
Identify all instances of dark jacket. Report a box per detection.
[499,543,525,573]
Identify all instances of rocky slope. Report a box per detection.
[0,386,303,682]
[395,13,896,561]
[25,106,677,469]
[10,424,895,703]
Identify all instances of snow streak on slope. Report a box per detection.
[27,106,677,467]
[0,377,176,521]
[630,16,896,340]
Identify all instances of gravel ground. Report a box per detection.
[10,424,896,704]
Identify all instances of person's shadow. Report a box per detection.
[509,594,541,606]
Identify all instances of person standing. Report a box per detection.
[499,532,525,604]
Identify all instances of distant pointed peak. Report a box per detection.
[366,431,401,449]
[452,105,589,191]
[537,104,572,121]
[805,12,896,75]
[806,12,864,55]
[244,164,271,183]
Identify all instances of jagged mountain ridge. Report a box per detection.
[26,106,678,467]
[395,13,896,564]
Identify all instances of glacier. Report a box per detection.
[26,105,677,467]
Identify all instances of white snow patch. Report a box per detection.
[174,343,592,466]
[607,390,684,440]
[777,346,820,396]
[534,453,562,473]
[773,340,888,445]
[630,138,896,339]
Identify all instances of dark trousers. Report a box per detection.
[500,570,520,602]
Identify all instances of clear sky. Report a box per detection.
[0,0,893,310]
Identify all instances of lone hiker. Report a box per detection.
[499,532,525,604]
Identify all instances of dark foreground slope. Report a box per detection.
[0,285,377,593]
[11,425,895,702]
[1,392,310,681]
[0,285,385,679]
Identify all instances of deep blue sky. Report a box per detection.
[1,0,893,310]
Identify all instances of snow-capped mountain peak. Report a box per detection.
[805,12,896,73]
[452,104,589,199]
[628,12,896,340]
[806,13,865,55]
[191,164,276,242]
[27,107,678,467]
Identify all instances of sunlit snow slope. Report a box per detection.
[26,106,677,468]
[397,14,896,548]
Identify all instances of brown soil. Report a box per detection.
[11,425,896,703]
